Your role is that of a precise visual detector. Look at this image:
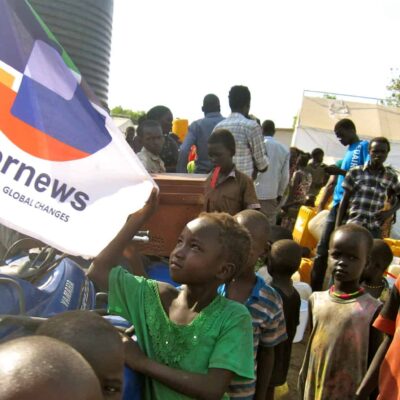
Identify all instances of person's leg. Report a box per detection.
[310,206,337,291]
[259,199,279,225]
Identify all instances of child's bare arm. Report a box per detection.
[87,188,158,291]
[356,286,399,399]
[255,346,274,400]
[335,189,350,228]
[124,339,233,400]
[355,334,391,400]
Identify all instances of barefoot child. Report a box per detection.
[298,224,382,400]
[37,310,125,400]
[360,239,392,303]
[267,239,302,399]
[219,209,287,399]
[87,190,255,400]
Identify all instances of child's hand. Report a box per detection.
[121,334,148,373]
[130,187,159,221]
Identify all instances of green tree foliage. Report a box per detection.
[111,106,146,124]
[386,76,400,107]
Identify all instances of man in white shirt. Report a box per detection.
[214,86,268,178]
[255,120,290,225]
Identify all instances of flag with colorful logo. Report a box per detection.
[0,0,154,257]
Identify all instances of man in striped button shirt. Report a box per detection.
[214,86,269,179]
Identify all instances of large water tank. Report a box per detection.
[30,0,114,106]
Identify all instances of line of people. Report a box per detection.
[2,83,400,400]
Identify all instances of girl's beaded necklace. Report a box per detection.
[329,285,365,300]
[362,279,386,289]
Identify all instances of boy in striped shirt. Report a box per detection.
[219,210,287,399]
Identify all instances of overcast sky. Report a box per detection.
[108,0,400,127]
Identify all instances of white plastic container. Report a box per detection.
[293,299,308,343]
[294,281,312,300]
[308,209,329,241]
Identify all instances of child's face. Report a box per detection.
[361,262,385,283]
[92,348,124,400]
[369,141,389,169]
[208,142,233,171]
[86,339,124,400]
[169,218,227,284]
[312,152,323,164]
[142,127,164,155]
[329,230,369,283]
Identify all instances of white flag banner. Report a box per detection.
[0,1,154,257]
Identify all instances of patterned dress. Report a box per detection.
[298,291,381,400]
[281,169,312,231]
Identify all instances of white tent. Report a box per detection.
[292,95,400,169]
[111,116,135,135]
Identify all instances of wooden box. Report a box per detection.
[137,173,208,257]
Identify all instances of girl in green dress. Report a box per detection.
[88,189,255,399]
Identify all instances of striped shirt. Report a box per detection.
[342,162,400,230]
[214,113,269,178]
[219,275,287,399]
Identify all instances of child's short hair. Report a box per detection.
[37,310,123,368]
[311,148,324,158]
[334,118,356,133]
[333,223,373,253]
[137,119,162,138]
[371,239,393,270]
[269,239,302,277]
[297,153,310,168]
[208,129,236,156]
[198,212,251,275]
[369,136,391,152]
[0,336,101,399]
[235,209,271,241]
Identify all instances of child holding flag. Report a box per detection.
[88,190,255,399]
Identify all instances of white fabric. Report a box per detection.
[0,111,154,257]
[255,136,290,200]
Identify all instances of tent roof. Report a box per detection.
[298,96,400,141]
[111,116,135,132]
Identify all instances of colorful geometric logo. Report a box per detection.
[0,1,111,162]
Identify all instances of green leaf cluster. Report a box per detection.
[111,106,146,124]
[386,76,400,107]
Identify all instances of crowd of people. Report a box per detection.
[2,84,400,400]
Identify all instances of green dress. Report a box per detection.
[108,267,255,400]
